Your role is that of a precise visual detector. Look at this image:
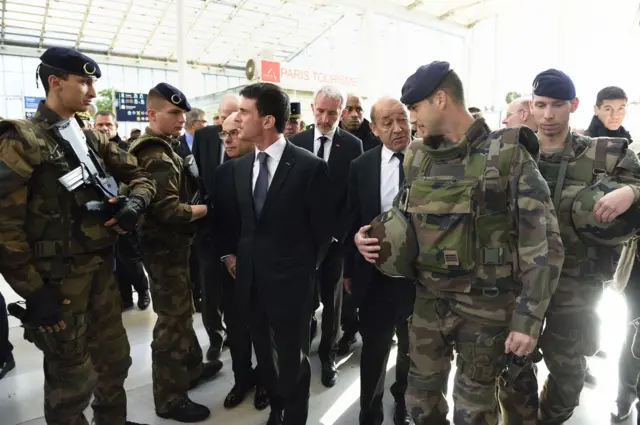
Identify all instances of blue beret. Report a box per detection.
[400,61,451,105]
[532,69,576,101]
[40,47,101,79]
[153,83,191,112]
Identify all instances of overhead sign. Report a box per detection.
[24,96,45,109]
[259,60,358,92]
[115,92,149,122]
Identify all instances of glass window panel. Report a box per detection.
[152,68,168,85]
[5,34,40,45]
[5,19,41,30]
[106,65,125,90]
[43,38,76,47]
[5,11,44,23]
[0,99,7,120]
[0,63,5,95]
[46,18,82,28]
[48,2,88,13]
[22,57,40,71]
[47,9,84,19]
[4,27,40,37]
[23,72,40,96]
[3,55,23,73]
[6,97,24,119]
[4,72,24,95]
[5,4,45,15]
[79,42,110,51]
[45,31,78,41]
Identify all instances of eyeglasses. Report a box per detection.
[194,119,208,125]
[220,129,239,138]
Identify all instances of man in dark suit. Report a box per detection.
[213,112,269,411]
[190,94,239,361]
[178,108,208,159]
[289,85,363,388]
[220,82,332,425]
[344,96,414,425]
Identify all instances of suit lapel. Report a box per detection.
[370,145,382,216]
[259,141,295,219]
[236,152,255,221]
[328,128,343,170]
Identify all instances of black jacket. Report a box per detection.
[584,115,633,144]
[289,127,363,241]
[341,119,380,152]
[221,141,333,318]
[343,145,414,308]
[177,134,192,159]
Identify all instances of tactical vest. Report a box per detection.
[129,134,195,235]
[6,119,117,279]
[538,133,626,279]
[403,126,525,293]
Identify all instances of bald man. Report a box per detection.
[191,93,241,361]
[344,96,414,425]
[502,97,538,131]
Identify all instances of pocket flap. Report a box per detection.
[407,178,475,214]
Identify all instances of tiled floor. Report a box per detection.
[0,278,635,425]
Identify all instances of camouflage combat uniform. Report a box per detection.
[402,119,564,425]
[498,131,640,425]
[128,128,203,413]
[0,102,156,425]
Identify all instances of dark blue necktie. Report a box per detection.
[253,151,269,217]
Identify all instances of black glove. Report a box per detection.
[114,195,146,232]
[25,286,65,328]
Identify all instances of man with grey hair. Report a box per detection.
[502,97,538,131]
[290,84,363,388]
[191,93,240,362]
[178,108,207,158]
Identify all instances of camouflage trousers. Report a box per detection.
[25,251,132,425]
[142,242,204,413]
[407,289,508,425]
[498,277,602,425]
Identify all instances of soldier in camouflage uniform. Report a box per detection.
[355,61,564,425]
[128,83,222,423]
[0,48,156,425]
[498,70,640,425]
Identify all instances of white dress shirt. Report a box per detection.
[252,136,287,192]
[220,140,226,165]
[313,127,336,162]
[380,145,402,213]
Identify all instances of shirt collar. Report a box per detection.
[381,144,404,163]
[185,132,194,145]
[314,126,337,142]
[255,135,287,162]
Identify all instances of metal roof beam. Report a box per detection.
[75,0,93,49]
[139,1,174,57]
[38,0,51,49]
[313,0,468,39]
[107,0,135,55]
[285,14,344,63]
[438,0,485,20]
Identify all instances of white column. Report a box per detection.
[359,9,379,99]
[176,0,187,89]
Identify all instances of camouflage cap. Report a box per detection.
[367,207,418,279]
[572,177,640,247]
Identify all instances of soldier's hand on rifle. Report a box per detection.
[25,286,71,333]
[505,331,537,357]
[355,225,381,264]
[105,196,146,234]
[594,185,635,223]
[223,255,237,279]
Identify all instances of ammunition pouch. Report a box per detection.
[541,313,600,357]
[456,334,505,383]
[24,313,90,360]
